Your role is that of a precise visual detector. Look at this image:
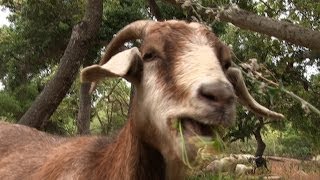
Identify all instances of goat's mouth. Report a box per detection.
[176,117,221,139]
[171,117,226,166]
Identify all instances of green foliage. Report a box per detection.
[0,82,38,120]
[263,129,313,158]
[0,0,85,89]
[156,1,185,20]
[91,78,130,135]
[0,92,21,120]
[278,133,312,158]
[100,0,147,44]
[226,126,315,159]
[0,1,86,126]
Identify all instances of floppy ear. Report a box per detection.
[80,47,142,83]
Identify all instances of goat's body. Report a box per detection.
[0,121,165,180]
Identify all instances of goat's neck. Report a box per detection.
[94,90,186,180]
[95,119,166,180]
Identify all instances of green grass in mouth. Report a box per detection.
[177,120,226,170]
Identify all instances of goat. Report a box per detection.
[0,20,284,180]
[205,154,255,174]
[233,154,255,164]
[205,156,238,173]
[235,164,254,175]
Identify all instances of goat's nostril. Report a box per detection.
[200,89,217,102]
[198,82,234,104]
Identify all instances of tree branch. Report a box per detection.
[294,50,320,60]
[147,0,163,20]
[103,79,121,101]
[162,1,320,51]
[218,5,320,51]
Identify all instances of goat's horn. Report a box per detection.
[226,67,285,119]
[89,20,154,93]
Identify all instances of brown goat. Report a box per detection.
[0,20,284,180]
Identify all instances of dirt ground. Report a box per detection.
[190,156,320,179]
[260,156,320,180]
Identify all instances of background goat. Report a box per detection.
[205,154,255,174]
[0,20,284,180]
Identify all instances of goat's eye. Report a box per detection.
[224,62,231,70]
[143,52,156,62]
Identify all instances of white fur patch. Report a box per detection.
[176,43,230,97]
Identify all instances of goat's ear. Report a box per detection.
[226,67,285,119]
[217,43,232,68]
[216,42,232,70]
[220,44,232,61]
[80,47,142,83]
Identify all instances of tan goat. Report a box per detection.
[0,20,284,180]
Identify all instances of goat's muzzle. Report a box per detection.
[174,80,236,138]
[198,81,235,107]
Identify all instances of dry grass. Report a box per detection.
[189,156,320,180]
[265,156,320,180]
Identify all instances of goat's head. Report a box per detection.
[81,20,284,167]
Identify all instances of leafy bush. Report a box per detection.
[280,135,312,158]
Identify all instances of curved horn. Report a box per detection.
[226,67,285,119]
[89,20,155,93]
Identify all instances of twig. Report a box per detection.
[282,89,320,115]
[103,79,121,101]
[253,71,320,116]
[252,71,278,87]
[190,4,204,22]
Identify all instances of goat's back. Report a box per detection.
[0,122,64,179]
[0,122,111,180]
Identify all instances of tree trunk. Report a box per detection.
[253,119,266,157]
[76,82,91,135]
[76,47,99,135]
[162,1,320,51]
[128,85,135,116]
[18,0,103,129]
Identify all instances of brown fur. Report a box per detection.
[0,103,165,180]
